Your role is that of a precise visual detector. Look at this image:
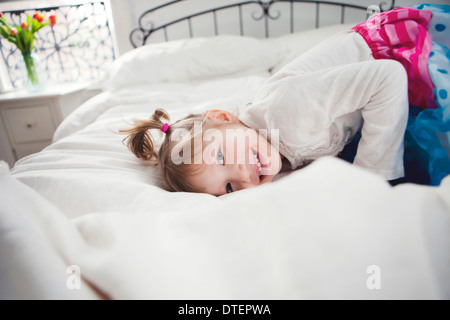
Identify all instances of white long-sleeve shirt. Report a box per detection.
[239,30,409,180]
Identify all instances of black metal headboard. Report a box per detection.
[130,0,396,48]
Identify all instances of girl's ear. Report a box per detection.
[205,109,237,123]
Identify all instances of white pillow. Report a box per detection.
[270,23,355,73]
[103,35,280,91]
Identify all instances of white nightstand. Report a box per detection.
[0,83,101,168]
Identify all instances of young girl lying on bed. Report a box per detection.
[121,5,450,195]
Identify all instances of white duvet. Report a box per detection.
[1,25,449,299]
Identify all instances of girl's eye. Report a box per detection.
[218,149,231,193]
[217,149,224,165]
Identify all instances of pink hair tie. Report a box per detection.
[160,123,169,133]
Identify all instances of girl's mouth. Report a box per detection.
[251,149,266,182]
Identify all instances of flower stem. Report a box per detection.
[22,52,39,86]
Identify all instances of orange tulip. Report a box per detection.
[33,12,44,23]
[10,28,17,35]
[49,15,57,26]
[21,22,28,29]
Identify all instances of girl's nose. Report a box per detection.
[236,164,251,183]
[232,164,257,190]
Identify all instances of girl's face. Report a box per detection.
[188,111,282,196]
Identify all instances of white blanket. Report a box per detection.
[1,25,450,299]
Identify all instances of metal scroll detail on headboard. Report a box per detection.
[0,1,116,90]
[130,0,396,48]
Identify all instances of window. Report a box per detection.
[0,0,117,91]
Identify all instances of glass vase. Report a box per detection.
[20,52,46,92]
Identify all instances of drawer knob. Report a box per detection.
[26,122,35,128]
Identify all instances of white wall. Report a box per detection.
[110,0,449,55]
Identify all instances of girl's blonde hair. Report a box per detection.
[120,108,224,192]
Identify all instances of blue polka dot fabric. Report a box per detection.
[404,4,450,185]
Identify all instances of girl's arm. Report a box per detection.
[349,60,409,180]
[315,59,409,180]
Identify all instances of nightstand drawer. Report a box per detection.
[14,141,52,160]
[3,104,56,143]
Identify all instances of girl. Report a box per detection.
[120,108,284,195]
[120,5,450,194]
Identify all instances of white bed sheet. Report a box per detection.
[1,25,450,299]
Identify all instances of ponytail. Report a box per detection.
[119,108,170,165]
[120,108,219,192]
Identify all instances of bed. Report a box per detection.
[1,0,449,300]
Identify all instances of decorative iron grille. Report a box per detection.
[0,1,116,90]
